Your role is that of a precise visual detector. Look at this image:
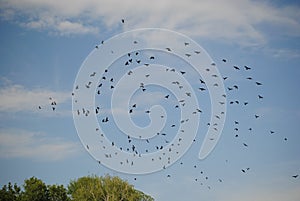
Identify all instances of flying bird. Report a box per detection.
[243,143,248,147]
[199,79,205,84]
[244,66,251,70]
[233,66,240,70]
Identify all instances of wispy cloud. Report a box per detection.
[0,83,71,114]
[0,0,299,46]
[0,129,81,161]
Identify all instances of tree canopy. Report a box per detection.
[0,175,154,201]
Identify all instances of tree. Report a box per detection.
[48,184,70,201]
[0,175,153,201]
[0,182,21,201]
[68,175,154,201]
[21,177,49,201]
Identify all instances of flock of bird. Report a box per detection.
[38,18,298,190]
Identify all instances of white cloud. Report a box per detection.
[0,0,299,46]
[0,83,71,113]
[0,129,80,161]
[56,20,98,35]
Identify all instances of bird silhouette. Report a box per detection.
[233,66,240,70]
[244,66,251,70]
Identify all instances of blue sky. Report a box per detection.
[0,0,300,200]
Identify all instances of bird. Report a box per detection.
[185,53,191,57]
[222,59,227,62]
[292,175,298,178]
[243,143,248,147]
[166,47,171,51]
[270,130,275,134]
[233,66,240,70]
[244,66,251,70]
[121,19,125,23]
[150,56,155,60]
[258,95,264,99]
[184,42,189,46]
[194,50,201,54]
[256,81,262,86]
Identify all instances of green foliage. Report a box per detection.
[48,184,70,201]
[0,175,154,201]
[0,182,21,201]
[68,175,154,201]
[22,177,48,201]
